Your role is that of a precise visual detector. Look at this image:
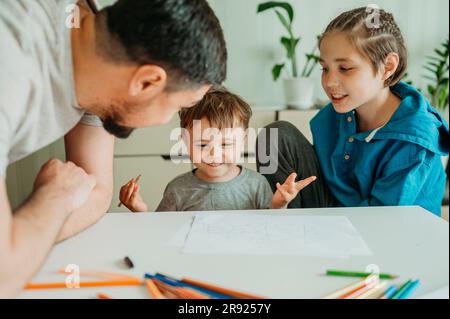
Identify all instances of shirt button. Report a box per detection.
[347,116,353,123]
[348,137,354,143]
[344,154,350,161]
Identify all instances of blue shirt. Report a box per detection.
[310,82,449,216]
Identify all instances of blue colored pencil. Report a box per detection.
[398,280,420,299]
[381,285,398,299]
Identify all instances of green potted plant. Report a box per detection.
[257,1,320,109]
[424,36,449,122]
[424,36,449,181]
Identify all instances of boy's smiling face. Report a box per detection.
[319,32,386,113]
[183,117,247,182]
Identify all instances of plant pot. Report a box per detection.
[283,77,315,110]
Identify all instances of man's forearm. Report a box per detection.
[56,185,112,242]
[0,192,70,298]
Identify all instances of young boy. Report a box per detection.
[119,87,317,212]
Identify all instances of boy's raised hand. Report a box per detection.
[119,175,148,212]
[272,173,317,209]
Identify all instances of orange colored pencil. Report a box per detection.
[26,279,143,289]
[181,277,265,299]
[57,269,140,281]
[153,280,185,299]
[97,293,113,299]
[146,279,166,299]
[343,284,373,299]
[323,275,379,299]
[176,287,210,299]
[153,280,209,299]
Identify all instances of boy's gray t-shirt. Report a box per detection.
[156,167,273,212]
[0,0,102,176]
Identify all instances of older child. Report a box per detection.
[119,87,317,212]
[258,7,449,215]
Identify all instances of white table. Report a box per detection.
[18,206,449,299]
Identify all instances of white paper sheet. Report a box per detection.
[167,218,194,247]
[178,214,372,257]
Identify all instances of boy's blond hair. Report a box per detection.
[179,86,252,130]
[320,7,408,87]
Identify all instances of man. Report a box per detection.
[0,0,227,297]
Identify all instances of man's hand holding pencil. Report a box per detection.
[118,175,149,212]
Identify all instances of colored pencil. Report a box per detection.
[391,280,413,299]
[152,279,209,299]
[343,283,374,299]
[326,269,398,280]
[57,269,140,281]
[146,273,232,299]
[118,175,142,207]
[398,280,420,299]
[380,285,398,299]
[323,275,379,299]
[151,273,264,299]
[180,277,265,299]
[356,282,388,299]
[97,293,113,299]
[145,279,166,299]
[25,279,143,289]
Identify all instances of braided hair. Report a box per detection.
[319,6,408,87]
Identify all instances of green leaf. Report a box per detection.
[439,77,449,86]
[422,74,435,80]
[437,63,445,76]
[426,61,441,69]
[275,9,291,34]
[428,85,436,95]
[272,63,285,81]
[424,66,438,75]
[306,54,320,62]
[434,48,447,57]
[257,1,294,23]
[426,55,443,62]
[280,37,299,58]
[438,85,449,109]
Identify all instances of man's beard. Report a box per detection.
[101,116,135,139]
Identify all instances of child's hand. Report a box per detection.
[272,173,317,209]
[119,176,148,212]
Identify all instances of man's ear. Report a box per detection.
[128,65,167,98]
[382,53,400,82]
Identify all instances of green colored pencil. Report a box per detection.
[326,269,398,280]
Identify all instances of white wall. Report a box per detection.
[97,0,450,107]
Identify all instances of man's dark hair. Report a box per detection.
[96,0,227,90]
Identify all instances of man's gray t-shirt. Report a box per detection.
[156,167,274,212]
[0,0,101,176]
